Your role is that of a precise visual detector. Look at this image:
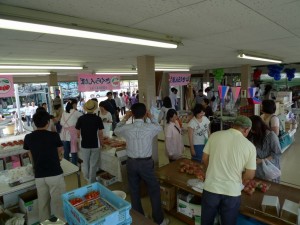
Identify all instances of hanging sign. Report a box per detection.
[0,75,15,98]
[169,73,191,86]
[231,87,241,104]
[78,74,121,92]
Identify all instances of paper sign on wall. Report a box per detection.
[78,74,120,92]
[169,73,191,86]
[0,75,15,98]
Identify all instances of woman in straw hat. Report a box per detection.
[75,99,104,183]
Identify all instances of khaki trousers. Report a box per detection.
[35,174,66,222]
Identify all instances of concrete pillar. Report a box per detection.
[241,65,252,106]
[203,70,210,83]
[161,73,170,99]
[47,72,58,86]
[137,56,159,166]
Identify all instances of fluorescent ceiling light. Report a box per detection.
[0,65,82,69]
[0,72,51,75]
[95,72,137,75]
[0,18,178,49]
[155,68,190,71]
[237,53,282,64]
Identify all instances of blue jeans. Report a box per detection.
[26,115,31,126]
[127,158,164,224]
[63,141,78,165]
[201,190,241,225]
[192,145,205,162]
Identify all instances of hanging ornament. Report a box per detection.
[213,68,224,83]
[267,65,284,81]
[253,69,262,81]
[284,68,296,81]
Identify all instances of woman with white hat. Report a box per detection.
[75,100,104,183]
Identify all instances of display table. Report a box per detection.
[0,159,79,197]
[99,148,127,182]
[156,158,300,225]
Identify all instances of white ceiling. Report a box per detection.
[0,0,300,77]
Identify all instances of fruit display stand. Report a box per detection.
[156,158,300,225]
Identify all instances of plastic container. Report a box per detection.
[62,182,131,225]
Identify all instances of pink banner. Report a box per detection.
[231,87,241,104]
[0,75,15,98]
[78,74,121,92]
[169,73,191,86]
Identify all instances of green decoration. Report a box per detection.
[213,69,224,83]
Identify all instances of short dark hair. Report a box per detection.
[33,111,50,128]
[162,96,172,108]
[262,99,276,114]
[166,109,177,123]
[171,87,178,93]
[193,104,205,116]
[99,101,109,111]
[106,92,112,96]
[36,106,46,114]
[42,102,47,107]
[66,99,78,113]
[131,103,146,119]
[91,98,98,102]
[203,98,210,105]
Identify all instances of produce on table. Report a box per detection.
[179,159,206,181]
[243,179,270,195]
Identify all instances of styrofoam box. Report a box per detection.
[261,195,280,217]
[62,182,131,225]
[280,199,300,224]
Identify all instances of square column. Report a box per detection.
[241,65,252,106]
[137,55,159,166]
[47,72,58,86]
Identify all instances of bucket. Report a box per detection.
[112,190,126,200]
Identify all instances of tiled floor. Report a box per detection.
[2,126,300,225]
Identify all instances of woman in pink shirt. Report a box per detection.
[164,109,184,162]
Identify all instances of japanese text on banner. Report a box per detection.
[169,73,191,86]
[78,74,120,92]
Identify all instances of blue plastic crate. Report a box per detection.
[62,182,131,225]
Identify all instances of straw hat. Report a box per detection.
[84,100,98,113]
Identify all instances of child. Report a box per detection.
[23,110,65,221]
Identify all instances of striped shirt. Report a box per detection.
[114,118,162,158]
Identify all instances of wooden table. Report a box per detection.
[156,158,300,225]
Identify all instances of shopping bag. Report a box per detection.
[278,130,292,150]
[262,159,281,180]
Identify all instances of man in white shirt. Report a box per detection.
[24,102,32,126]
[30,101,38,118]
[201,116,256,225]
[169,87,178,110]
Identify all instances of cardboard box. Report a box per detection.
[280,199,299,224]
[19,189,39,225]
[160,183,176,211]
[177,190,194,218]
[3,186,35,208]
[98,172,117,186]
[261,195,280,217]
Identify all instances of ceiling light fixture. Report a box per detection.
[0,18,178,49]
[237,52,282,64]
[0,72,51,75]
[155,68,190,71]
[95,72,137,75]
[0,65,83,70]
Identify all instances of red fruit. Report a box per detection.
[69,197,84,206]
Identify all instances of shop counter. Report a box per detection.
[156,158,300,225]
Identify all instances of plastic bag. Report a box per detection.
[262,159,281,180]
